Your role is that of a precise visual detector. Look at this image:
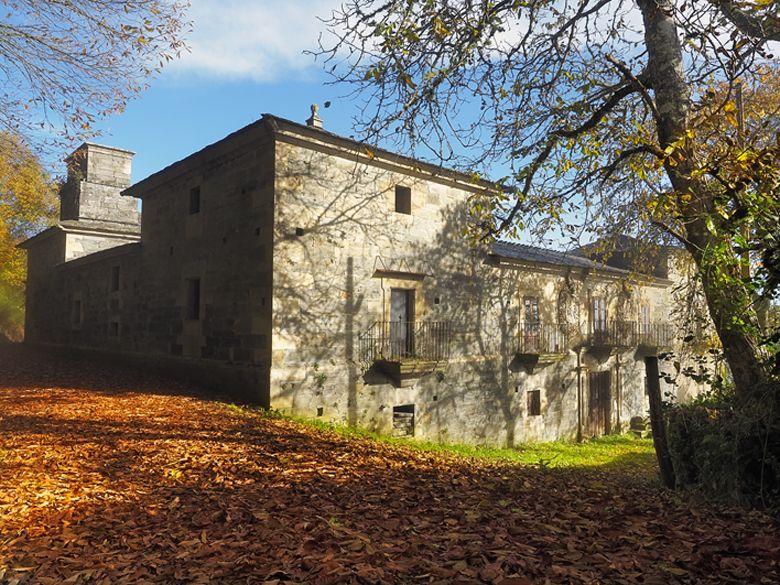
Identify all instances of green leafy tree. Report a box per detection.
[319,0,780,400]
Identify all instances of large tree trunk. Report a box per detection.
[646,356,676,488]
[637,0,767,399]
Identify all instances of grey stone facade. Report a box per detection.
[21,115,707,446]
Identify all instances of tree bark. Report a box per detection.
[645,356,676,488]
[636,0,767,400]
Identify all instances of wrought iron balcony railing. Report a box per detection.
[637,322,675,349]
[587,320,674,349]
[358,321,452,365]
[517,322,570,355]
[587,320,638,348]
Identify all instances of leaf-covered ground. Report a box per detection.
[0,344,778,584]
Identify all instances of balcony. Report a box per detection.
[358,321,452,387]
[637,322,675,352]
[515,322,571,368]
[586,320,674,353]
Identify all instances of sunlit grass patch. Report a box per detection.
[224,403,657,476]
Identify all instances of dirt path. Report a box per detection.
[0,344,778,584]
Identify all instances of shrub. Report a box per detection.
[665,381,780,508]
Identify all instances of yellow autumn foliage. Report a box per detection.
[0,133,57,339]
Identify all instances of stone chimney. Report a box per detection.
[306,104,323,129]
[59,143,140,227]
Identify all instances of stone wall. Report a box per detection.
[269,134,692,446]
[24,132,276,404]
[126,132,276,403]
[23,118,709,444]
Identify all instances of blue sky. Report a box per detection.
[93,0,351,183]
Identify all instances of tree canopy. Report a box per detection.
[0,132,56,339]
[319,0,780,399]
[0,0,190,146]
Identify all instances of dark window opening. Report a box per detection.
[316,407,324,417]
[527,389,542,416]
[189,186,201,214]
[395,185,412,215]
[108,321,120,337]
[71,300,82,326]
[295,227,305,237]
[110,266,120,292]
[392,404,415,437]
[186,278,201,320]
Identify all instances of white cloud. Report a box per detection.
[169,0,341,82]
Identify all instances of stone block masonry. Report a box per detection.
[20,112,709,446]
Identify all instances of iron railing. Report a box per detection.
[517,322,569,354]
[358,321,452,364]
[587,320,674,348]
[637,322,675,348]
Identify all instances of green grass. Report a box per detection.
[226,403,657,476]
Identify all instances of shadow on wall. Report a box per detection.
[269,145,576,446]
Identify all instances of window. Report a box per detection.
[640,304,650,334]
[523,296,540,326]
[186,278,201,320]
[527,389,542,416]
[189,186,201,214]
[71,299,83,327]
[108,321,120,337]
[110,265,120,292]
[592,297,607,332]
[522,296,541,351]
[394,185,412,215]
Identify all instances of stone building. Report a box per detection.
[20,111,705,446]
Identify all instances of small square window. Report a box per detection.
[186,278,201,320]
[110,265,120,292]
[189,186,201,214]
[527,389,541,416]
[395,185,412,215]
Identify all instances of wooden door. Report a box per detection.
[390,289,414,357]
[587,371,612,436]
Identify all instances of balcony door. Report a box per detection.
[523,296,541,353]
[390,288,415,357]
[591,296,608,344]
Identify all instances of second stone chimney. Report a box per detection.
[59,143,140,227]
[306,104,323,129]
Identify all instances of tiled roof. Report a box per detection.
[491,241,628,275]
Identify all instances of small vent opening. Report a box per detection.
[392,404,415,437]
